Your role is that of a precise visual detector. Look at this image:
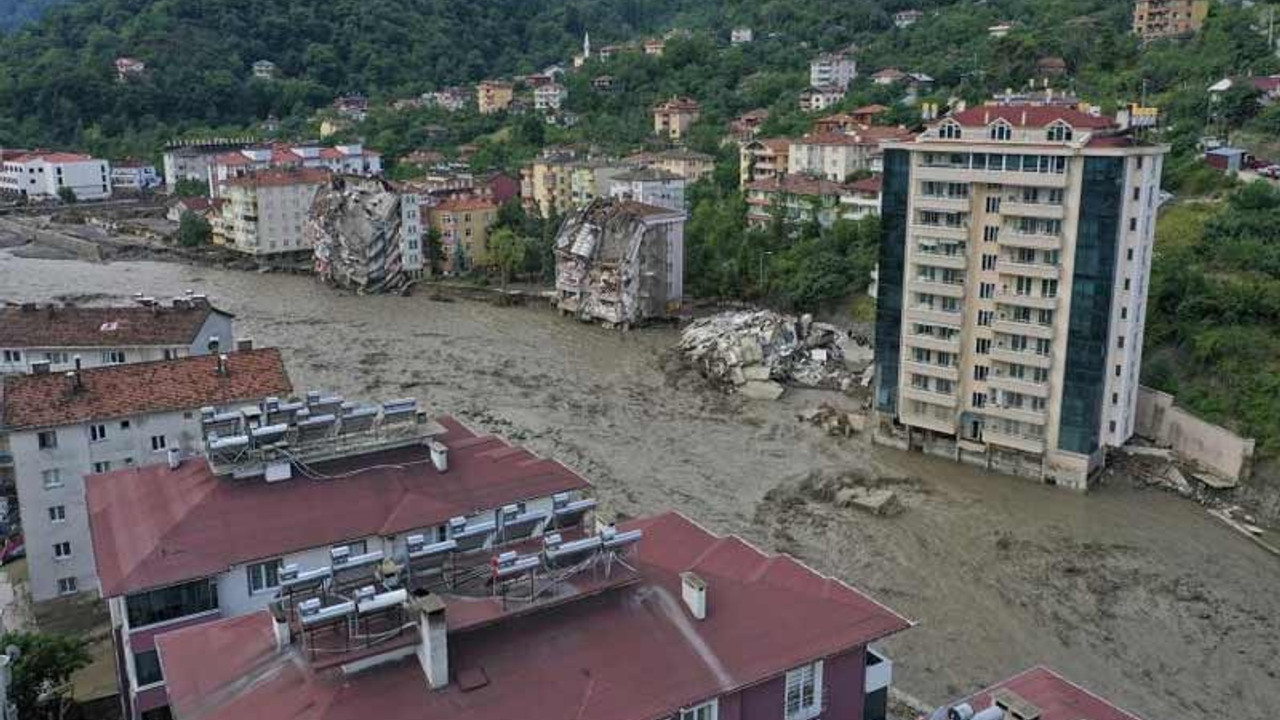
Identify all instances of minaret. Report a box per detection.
[584,31,591,58]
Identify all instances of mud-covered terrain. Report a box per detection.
[2,250,1277,719]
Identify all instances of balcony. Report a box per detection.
[1001,200,1066,219]
[996,260,1060,280]
[984,401,1048,425]
[909,277,966,299]
[910,223,968,241]
[865,648,893,695]
[992,317,1055,340]
[900,407,957,434]
[915,165,1070,190]
[914,251,967,270]
[901,386,958,409]
[987,372,1051,398]
[915,195,970,213]
[1000,232,1061,251]
[906,333,960,354]
[994,291,1057,310]
[903,360,960,383]
[906,305,963,327]
[983,428,1046,454]
[990,346,1052,369]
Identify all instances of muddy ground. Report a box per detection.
[2,250,1277,719]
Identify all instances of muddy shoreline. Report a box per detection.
[1,250,1277,719]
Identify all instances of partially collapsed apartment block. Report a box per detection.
[308,175,424,294]
[554,198,685,327]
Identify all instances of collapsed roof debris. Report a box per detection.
[678,309,859,399]
[554,198,685,328]
[309,175,424,294]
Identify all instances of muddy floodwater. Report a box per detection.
[2,250,1278,719]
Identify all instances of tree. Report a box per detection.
[55,186,76,204]
[485,227,527,290]
[173,178,209,197]
[176,210,212,247]
[0,631,91,720]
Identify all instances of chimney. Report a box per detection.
[414,594,449,690]
[167,447,182,470]
[68,356,83,391]
[30,360,50,375]
[429,440,449,473]
[680,571,707,620]
[236,337,254,352]
[207,335,221,354]
[270,602,292,651]
[215,353,229,376]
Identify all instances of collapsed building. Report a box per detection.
[554,198,684,327]
[308,175,424,294]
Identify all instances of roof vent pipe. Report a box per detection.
[216,353,229,376]
[680,571,707,620]
[948,704,975,720]
[415,595,449,690]
[207,335,221,354]
[167,447,182,470]
[430,440,449,473]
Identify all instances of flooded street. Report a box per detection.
[2,250,1278,719]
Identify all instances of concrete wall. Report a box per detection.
[1135,386,1255,481]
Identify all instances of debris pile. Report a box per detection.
[678,310,855,399]
[797,404,867,437]
[308,175,423,294]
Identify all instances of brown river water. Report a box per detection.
[2,249,1277,719]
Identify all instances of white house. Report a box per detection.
[0,348,291,601]
[608,167,687,212]
[534,83,568,112]
[731,27,754,44]
[110,161,161,191]
[810,52,857,90]
[0,152,111,201]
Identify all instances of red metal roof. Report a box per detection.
[225,168,331,189]
[88,417,590,596]
[936,667,1147,720]
[951,105,1116,129]
[2,348,290,431]
[0,302,227,350]
[849,176,883,193]
[156,511,912,720]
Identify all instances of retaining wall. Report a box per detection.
[1135,385,1256,481]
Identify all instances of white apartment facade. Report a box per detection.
[110,162,160,191]
[217,168,330,256]
[810,52,857,90]
[607,167,687,212]
[0,349,291,601]
[0,297,233,375]
[209,143,381,197]
[534,83,568,111]
[799,86,846,113]
[0,152,111,201]
[873,106,1167,488]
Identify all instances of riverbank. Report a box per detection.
[2,250,1277,719]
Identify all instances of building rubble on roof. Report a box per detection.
[308,175,425,294]
[554,198,685,328]
[679,309,867,399]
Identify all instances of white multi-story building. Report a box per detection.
[216,168,330,256]
[0,349,291,601]
[799,86,847,113]
[608,167,686,212]
[110,161,161,191]
[810,52,857,90]
[731,27,754,44]
[161,138,256,193]
[534,83,568,111]
[209,143,381,197]
[0,296,234,375]
[788,127,915,182]
[86,408,595,719]
[873,105,1167,488]
[0,151,111,201]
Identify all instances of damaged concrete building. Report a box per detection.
[554,198,684,327]
[308,175,424,294]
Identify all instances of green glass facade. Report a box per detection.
[875,148,911,414]
[1058,156,1123,455]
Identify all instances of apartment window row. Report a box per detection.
[998,363,1050,384]
[916,265,965,285]
[908,399,953,421]
[920,152,1067,174]
[910,374,955,396]
[921,180,968,199]
[1003,248,1060,266]
[125,578,219,628]
[1000,334,1052,356]
[915,293,960,313]
[1016,186,1065,205]
[912,323,959,341]
[917,239,965,256]
[991,418,1046,439]
[911,347,957,368]
[994,391,1047,412]
[917,210,966,228]
[1012,217,1062,237]
[999,304,1055,326]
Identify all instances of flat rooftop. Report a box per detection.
[157,511,911,720]
[88,417,590,597]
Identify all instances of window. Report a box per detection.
[1015,277,1033,296]
[44,351,69,365]
[125,578,219,627]
[1038,309,1055,325]
[972,392,987,408]
[135,650,164,687]
[978,310,994,327]
[38,430,58,450]
[938,121,961,140]
[1035,338,1051,356]
[101,350,126,364]
[2,350,20,363]
[1046,123,1073,142]
[1127,248,1134,261]
[680,699,719,720]
[784,661,823,720]
[1032,397,1047,411]
[57,577,78,595]
[163,349,177,361]
[982,254,997,271]
[936,379,954,394]
[150,435,167,451]
[1109,421,1117,433]
[1041,279,1058,298]
[333,540,368,557]
[1033,368,1049,383]
[974,364,989,381]
[1117,336,1126,349]
[48,505,66,523]
[980,283,995,299]
[1128,218,1137,232]
[247,559,283,594]
[53,541,71,559]
[1115,364,1122,377]
[92,461,111,474]
[983,225,999,242]
[89,424,107,442]
[1112,392,1119,405]
[1132,187,1141,201]
[976,338,991,355]
[120,420,131,430]
[988,121,1012,141]
[42,469,63,489]
[985,196,1001,213]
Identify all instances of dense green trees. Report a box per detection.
[0,631,92,719]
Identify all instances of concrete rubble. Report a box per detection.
[308,175,422,294]
[797,403,867,437]
[678,309,857,398]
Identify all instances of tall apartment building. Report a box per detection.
[1132,0,1209,42]
[0,349,291,601]
[873,106,1167,488]
[308,176,424,292]
[0,151,111,201]
[87,406,599,719]
[520,151,577,217]
[215,168,330,256]
[149,510,908,720]
[427,197,498,273]
[0,296,233,375]
[810,51,857,90]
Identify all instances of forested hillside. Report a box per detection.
[0,0,69,31]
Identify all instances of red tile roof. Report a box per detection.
[745,174,850,197]
[653,96,701,112]
[156,511,912,720]
[17,152,95,164]
[849,175,883,193]
[88,417,589,596]
[852,104,889,115]
[2,348,290,431]
[432,197,498,213]
[951,105,1116,129]
[934,667,1146,720]
[226,168,331,189]
[0,302,229,350]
